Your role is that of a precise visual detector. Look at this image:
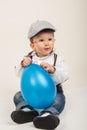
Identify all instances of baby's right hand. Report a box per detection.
[21,57,32,67]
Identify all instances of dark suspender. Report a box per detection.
[53,53,57,66]
[25,51,33,59]
[26,51,57,66]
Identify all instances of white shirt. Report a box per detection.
[15,51,69,85]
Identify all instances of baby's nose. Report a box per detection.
[44,41,49,45]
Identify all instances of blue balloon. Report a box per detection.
[21,63,56,109]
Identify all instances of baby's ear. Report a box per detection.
[30,43,35,49]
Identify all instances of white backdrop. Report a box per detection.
[0,1,87,130]
[0,0,87,98]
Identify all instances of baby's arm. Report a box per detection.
[40,62,55,74]
[14,56,32,77]
[51,56,69,85]
[21,57,32,67]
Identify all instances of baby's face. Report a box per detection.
[30,32,55,57]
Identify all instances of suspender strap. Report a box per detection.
[53,53,57,66]
[26,51,34,59]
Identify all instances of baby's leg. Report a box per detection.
[11,91,39,124]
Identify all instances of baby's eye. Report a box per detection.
[48,38,52,41]
[39,39,44,42]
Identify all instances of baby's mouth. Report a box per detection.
[44,48,50,51]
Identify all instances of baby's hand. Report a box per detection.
[40,62,55,74]
[21,57,32,67]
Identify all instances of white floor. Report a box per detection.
[0,86,87,130]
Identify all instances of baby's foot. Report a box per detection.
[11,110,38,124]
[33,113,60,129]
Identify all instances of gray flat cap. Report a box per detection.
[28,20,56,39]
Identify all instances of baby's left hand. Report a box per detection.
[40,62,55,74]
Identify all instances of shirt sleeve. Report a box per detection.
[14,56,24,77]
[51,56,69,85]
[14,51,34,77]
[14,64,23,77]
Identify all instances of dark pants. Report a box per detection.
[13,84,65,115]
